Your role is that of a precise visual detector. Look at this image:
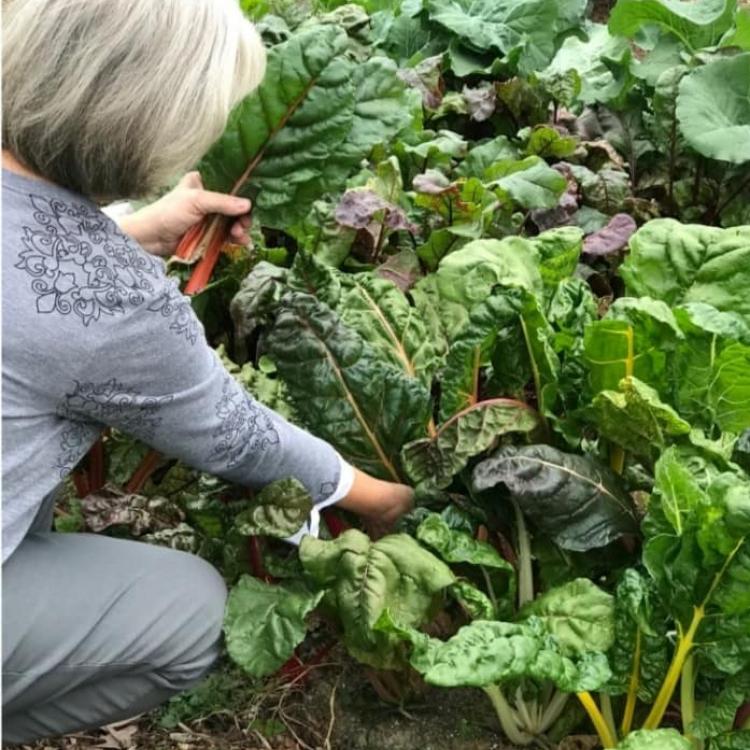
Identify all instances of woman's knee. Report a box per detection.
[147,549,227,688]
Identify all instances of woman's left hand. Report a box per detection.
[118,171,253,256]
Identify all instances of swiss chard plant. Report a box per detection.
[74,0,750,748]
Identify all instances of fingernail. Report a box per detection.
[234,198,251,211]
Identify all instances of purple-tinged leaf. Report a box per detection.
[583,213,637,257]
[376,250,423,291]
[462,83,497,122]
[531,163,579,231]
[398,55,444,110]
[335,189,418,233]
[413,170,457,195]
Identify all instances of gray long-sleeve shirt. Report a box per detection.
[2,169,353,562]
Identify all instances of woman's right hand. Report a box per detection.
[336,468,414,534]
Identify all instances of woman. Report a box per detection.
[1,0,413,744]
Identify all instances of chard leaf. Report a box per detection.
[402,399,541,488]
[485,156,568,210]
[416,512,515,572]
[434,237,543,315]
[584,296,684,396]
[673,304,750,433]
[456,136,519,178]
[621,219,750,327]
[439,290,521,420]
[615,729,692,750]
[375,612,611,691]
[519,578,615,657]
[690,672,750,740]
[265,293,431,481]
[300,530,455,668]
[224,576,324,678]
[199,27,414,227]
[591,376,691,456]
[234,478,312,538]
[676,53,750,164]
[583,213,638,257]
[472,445,637,551]
[608,0,736,50]
[338,275,439,387]
[450,579,496,619]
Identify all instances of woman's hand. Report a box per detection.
[337,468,414,536]
[118,172,253,256]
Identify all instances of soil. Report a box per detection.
[15,654,525,750]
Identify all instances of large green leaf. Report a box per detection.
[234,478,312,538]
[518,579,615,657]
[199,27,414,227]
[300,530,455,668]
[590,376,692,456]
[472,445,637,551]
[621,220,750,326]
[541,23,631,105]
[265,293,431,481]
[673,304,750,433]
[485,156,568,210]
[375,611,612,691]
[676,54,750,164]
[690,672,750,739]
[426,0,560,73]
[224,576,324,677]
[609,0,736,50]
[434,237,543,318]
[615,729,692,750]
[338,275,439,388]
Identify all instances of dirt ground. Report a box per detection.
[14,651,602,750]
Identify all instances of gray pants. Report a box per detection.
[2,492,227,745]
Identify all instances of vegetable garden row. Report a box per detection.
[73,0,750,747]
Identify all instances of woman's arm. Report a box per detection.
[117,172,253,256]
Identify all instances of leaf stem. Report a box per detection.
[621,628,642,736]
[577,691,617,749]
[681,653,702,750]
[601,693,618,744]
[512,499,534,609]
[538,690,569,733]
[484,685,534,746]
[480,565,499,615]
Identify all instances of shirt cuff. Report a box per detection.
[285,455,355,546]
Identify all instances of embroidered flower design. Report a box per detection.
[54,420,102,478]
[58,379,173,440]
[15,194,162,325]
[147,280,201,345]
[209,374,280,469]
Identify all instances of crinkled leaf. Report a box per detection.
[337,274,439,387]
[234,478,312,538]
[691,672,750,740]
[525,126,578,159]
[402,400,541,488]
[462,83,496,122]
[621,220,750,326]
[676,54,750,164]
[450,579,496,619]
[456,136,519,179]
[615,729,692,750]
[375,612,611,691]
[265,293,431,481]
[673,304,750,433]
[590,376,691,456]
[518,578,615,657]
[231,262,289,340]
[300,530,455,668]
[473,445,637,551]
[224,576,324,678]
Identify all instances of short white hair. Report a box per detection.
[2,0,266,200]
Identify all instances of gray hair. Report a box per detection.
[2,0,266,200]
